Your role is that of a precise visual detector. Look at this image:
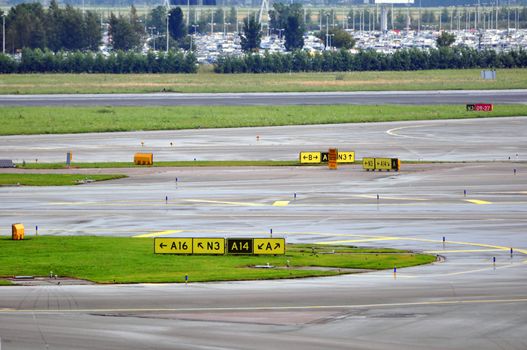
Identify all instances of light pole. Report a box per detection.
[149,26,156,51]
[210,10,214,35]
[418,0,422,33]
[325,14,329,49]
[190,24,198,51]
[166,12,171,53]
[235,7,238,32]
[2,13,5,55]
[2,13,6,55]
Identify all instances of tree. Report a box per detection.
[316,28,355,50]
[45,0,62,51]
[284,15,304,52]
[436,32,456,48]
[147,6,166,31]
[169,7,187,42]
[6,3,47,52]
[130,5,145,38]
[60,5,85,50]
[269,3,303,35]
[82,10,102,51]
[109,12,141,51]
[240,16,261,52]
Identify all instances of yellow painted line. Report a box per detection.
[317,237,401,245]
[185,199,265,207]
[424,249,505,254]
[465,199,492,205]
[273,201,290,207]
[2,298,527,314]
[134,230,183,238]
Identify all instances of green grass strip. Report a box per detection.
[2,69,527,94]
[0,279,13,286]
[1,104,526,136]
[0,236,435,284]
[0,174,126,186]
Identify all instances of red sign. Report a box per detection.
[466,104,493,112]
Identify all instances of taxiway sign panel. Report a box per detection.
[154,238,193,254]
[193,238,225,255]
[253,238,286,255]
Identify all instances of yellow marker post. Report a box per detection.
[254,238,286,255]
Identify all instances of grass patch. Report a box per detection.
[0,279,12,286]
[0,236,435,284]
[1,104,526,136]
[1,69,527,94]
[0,174,126,186]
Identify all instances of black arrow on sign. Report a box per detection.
[274,243,281,249]
[198,242,204,249]
[159,243,167,248]
[258,243,264,249]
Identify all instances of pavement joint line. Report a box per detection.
[3,298,527,314]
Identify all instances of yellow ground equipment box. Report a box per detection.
[12,223,24,240]
[134,153,153,165]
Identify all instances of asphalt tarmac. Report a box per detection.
[1,90,527,106]
[1,118,526,349]
[2,117,526,163]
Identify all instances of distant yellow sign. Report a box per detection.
[362,157,376,170]
[375,158,393,171]
[154,238,193,254]
[253,238,286,255]
[299,152,322,164]
[337,151,355,163]
[193,238,225,255]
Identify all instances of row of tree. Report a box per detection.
[2,1,101,53]
[0,48,197,73]
[214,48,527,73]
